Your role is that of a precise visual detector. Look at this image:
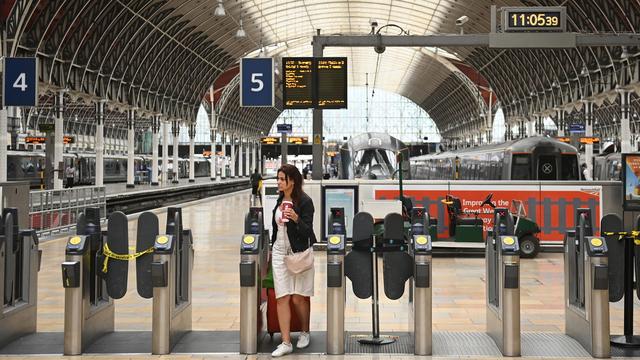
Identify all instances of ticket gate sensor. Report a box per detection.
[565,208,610,358]
[486,207,520,357]
[239,207,269,354]
[408,207,432,356]
[0,208,40,348]
[326,207,346,355]
[63,207,193,355]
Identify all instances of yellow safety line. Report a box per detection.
[603,231,640,244]
[102,243,154,273]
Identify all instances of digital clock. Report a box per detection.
[502,7,566,32]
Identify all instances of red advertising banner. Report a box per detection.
[374,184,602,244]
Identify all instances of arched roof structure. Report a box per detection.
[1,0,639,141]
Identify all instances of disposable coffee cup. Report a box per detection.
[282,201,293,222]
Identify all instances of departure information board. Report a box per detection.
[282,57,348,109]
[283,58,314,109]
[316,57,347,109]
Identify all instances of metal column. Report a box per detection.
[210,128,217,181]
[0,109,7,182]
[245,137,250,176]
[54,92,64,190]
[584,101,593,179]
[620,90,632,153]
[162,120,169,185]
[172,121,180,184]
[188,124,195,183]
[231,133,236,178]
[126,110,135,188]
[557,109,565,137]
[95,101,105,187]
[221,131,227,179]
[151,116,160,185]
[238,136,244,177]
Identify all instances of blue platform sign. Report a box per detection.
[3,57,38,107]
[240,58,274,107]
[569,123,585,133]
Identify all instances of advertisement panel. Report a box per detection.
[622,153,640,211]
[374,183,601,244]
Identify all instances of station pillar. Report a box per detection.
[231,133,236,178]
[210,128,217,181]
[221,131,227,179]
[162,120,169,185]
[95,101,105,186]
[556,109,565,137]
[584,101,594,178]
[151,115,160,185]
[172,120,180,184]
[188,123,195,183]
[238,136,244,177]
[54,91,65,190]
[619,89,632,153]
[245,137,250,176]
[126,109,135,188]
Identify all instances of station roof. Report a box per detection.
[2,0,639,140]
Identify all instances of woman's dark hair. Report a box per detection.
[277,164,303,204]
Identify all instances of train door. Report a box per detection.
[537,155,557,180]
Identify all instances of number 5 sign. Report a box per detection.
[240,58,274,107]
[2,57,38,107]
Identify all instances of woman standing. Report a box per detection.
[270,164,316,357]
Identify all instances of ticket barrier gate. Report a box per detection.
[408,207,433,355]
[486,207,520,357]
[0,208,40,348]
[327,208,429,355]
[239,207,269,354]
[326,208,346,355]
[62,207,193,355]
[565,208,610,358]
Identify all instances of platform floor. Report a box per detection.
[5,189,640,359]
[103,175,248,198]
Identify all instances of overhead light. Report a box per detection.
[236,18,246,38]
[214,0,226,17]
[580,65,589,76]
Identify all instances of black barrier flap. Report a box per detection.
[415,263,430,288]
[239,261,256,287]
[383,213,404,244]
[601,213,624,302]
[383,252,413,299]
[327,263,342,288]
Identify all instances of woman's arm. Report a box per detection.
[293,197,315,242]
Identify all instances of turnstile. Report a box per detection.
[408,207,433,356]
[62,207,193,355]
[565,208,610,358]
[0,208,40,348]
[326,208,346,355]
[239,207,269,354]
[486,207,520,357]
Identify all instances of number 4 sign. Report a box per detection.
[2,57,38,107]
[240,58,274,107]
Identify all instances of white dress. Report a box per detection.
[272,207,314,299]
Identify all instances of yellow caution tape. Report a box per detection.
[101,243,155,274]
[603,231,640,243]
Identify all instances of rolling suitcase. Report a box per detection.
[266,287,310,338]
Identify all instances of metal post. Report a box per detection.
[0,108,7,182]
[54,91,64,190]
[95,101,105,186]
[312,29,324,180]
[280,133,287,165]
[126,110,135,188]
[151,115,160,185]
[238,136,244,177]
[245,137,250,176]
[557,109,565,137]
[162,120,169,185]
[210,128,217,181]
[584,101,593,179]
[221,131,227,179]
[231,133,236,178]
[188,124,195,183]
[620,90,631,153]
[172,121,180,184]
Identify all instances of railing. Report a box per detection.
[29,186,106,238]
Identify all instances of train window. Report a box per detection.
[511,154,531,180]
[560,155,579,180]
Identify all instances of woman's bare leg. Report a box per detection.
[291,295,310,332]
[276,295,292,343]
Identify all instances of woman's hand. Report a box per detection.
[284,208,299,223]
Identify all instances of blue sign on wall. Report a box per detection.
[569,123,585,133]
[240,58,274,107]
[3,57,38,107]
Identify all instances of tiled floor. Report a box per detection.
[6,189,640,359]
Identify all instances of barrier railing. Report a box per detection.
[29,186,106,238]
